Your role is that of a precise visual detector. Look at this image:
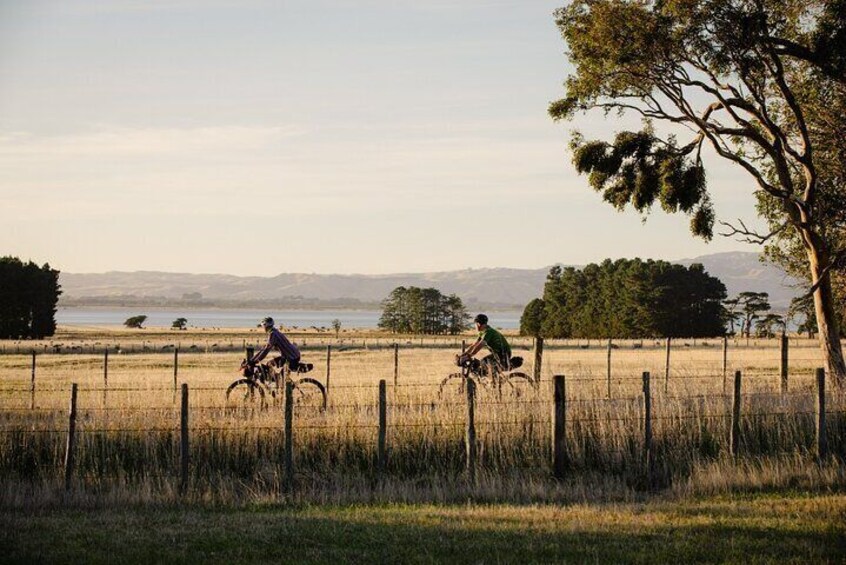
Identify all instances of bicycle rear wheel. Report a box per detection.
[504,371,538,397]
[226,379,267,411]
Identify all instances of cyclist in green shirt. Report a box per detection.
[459,313,512,377]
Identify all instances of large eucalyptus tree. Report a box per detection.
[551,0,846,382]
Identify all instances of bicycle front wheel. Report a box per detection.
[226,379,267,411]
[438,373,468,401]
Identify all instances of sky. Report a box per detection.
[0,0,766,276]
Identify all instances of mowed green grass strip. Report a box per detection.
[2,494,844,564]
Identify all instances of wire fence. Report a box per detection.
[2,338,843,492]
[1,371,840,436]
[1,335,841,356]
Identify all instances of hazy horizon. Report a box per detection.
[55,249,760,277]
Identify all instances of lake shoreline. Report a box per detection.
[56,306,523,330]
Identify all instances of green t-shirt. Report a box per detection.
[479,326,511,361]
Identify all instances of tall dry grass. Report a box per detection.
[0,337,843,505]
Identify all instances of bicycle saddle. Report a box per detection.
[295,362,314,374]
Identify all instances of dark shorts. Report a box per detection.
[480,354,509,375]
[270,356,301,372]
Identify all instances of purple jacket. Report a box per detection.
[252,328,300,363]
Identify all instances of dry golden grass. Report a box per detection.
[0,331,843,505]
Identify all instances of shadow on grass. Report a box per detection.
[1,501,844,564]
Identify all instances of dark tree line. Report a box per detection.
[379,286,470,335]
[521,259,726,339]
[0,257,61,339]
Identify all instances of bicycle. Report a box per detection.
[226,358,327,411]
[438,354,537,399]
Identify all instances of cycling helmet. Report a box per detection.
[260,316,275,329]
[474,313,488,325]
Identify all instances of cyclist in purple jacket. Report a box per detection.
[249,317,301,372]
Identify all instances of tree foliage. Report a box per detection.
[756,313,785,337]
[171,317,188,330]
[789,294,818,338]
[0,256,61,339]
[735,291,771,338]
[536,259,726,339]
[722,297,743,335]
[520,298,546,337]
[378,287,470,335]
[124,315,147,329]
[551,0,846,379]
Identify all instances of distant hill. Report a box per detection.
[675,252,801,308]
[59,251,801,310]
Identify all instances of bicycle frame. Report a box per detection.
[231,359,327,410]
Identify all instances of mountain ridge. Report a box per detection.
[59,251,802,309]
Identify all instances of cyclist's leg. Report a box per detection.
[480,354,498,379]
[287,356,301,372]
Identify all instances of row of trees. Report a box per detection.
[523,263,837,340]
[0,257,61,339]
[724,291,790,338]
[379,286,470,335]
[521,259,727,339]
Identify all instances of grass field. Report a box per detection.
[2,493,844,563]
[0,329,843,506]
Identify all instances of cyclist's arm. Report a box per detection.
[465,338,485,357]
[251,341,272,364]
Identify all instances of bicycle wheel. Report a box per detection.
[226,379,267,410]
[438,373,467,401]
[503,371,538,397]
[293,377,327,411]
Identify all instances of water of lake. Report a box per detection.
[56,308,522,330]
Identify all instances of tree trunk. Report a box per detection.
[807,244,846,385]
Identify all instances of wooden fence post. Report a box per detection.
[606,338,612,398]
[393,343,399,387]
[722,336,728,395]
[532,337,544,384]
[64,383,78,491]
[816,368,827,460]
[103,349,109,408]
[326,345,332,392]
[378,379,387,475]
[731,370,742,457]
[173,347,179,384]
[180,383,189,495]
[553,374,567,479]
[461,340,466,353]
[30,351,36,410]
[465,378,477,484]
[780,333,789,394]
[284,380,294,493]
[642,372,653,487]
[664,337,671,393]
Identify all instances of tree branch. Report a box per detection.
[718,218,789,245]
[768,37,846,86]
